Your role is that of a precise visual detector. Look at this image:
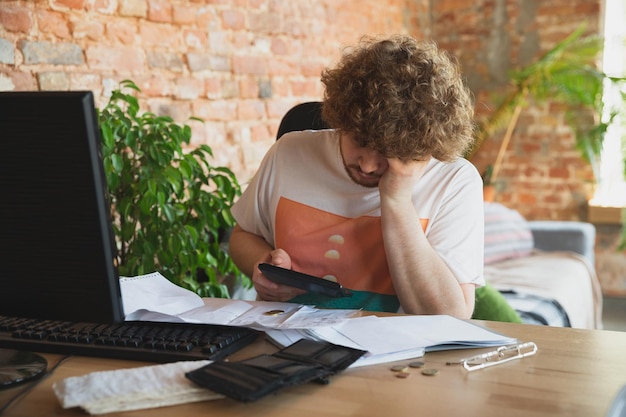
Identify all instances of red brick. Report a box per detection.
[72,20,105,40]
[196,7,218,28]
[147,0,172,23]
[69,73,102,91]
[300,61,325,78]
[232,55,266,76]
[136,75,174,97]
[183,29,208,48]
[139,21,181,47]
[119,0,147,18]
[250,123,271,143]
[518,192,538,205]
[290,79,321,97]
[52,0,85,10]
[549,166,571,179]
[239,78,259,99]
[2,70,37,90]
[271,78,290,97]
[86,45,145,73]
[237,100,266,120]
[247,11,280,33]
[105,21,137,45]
[267,58,296,77]
[36,10,71,39]
[266,99,296,119]
[221,9,245,30]
[270,37,288,55]
[173,4,196,25]
[93,0,115,15]
[0,6,32,33]
[174,77,204,100]
[192,100,237,122]
[221,80,239,99]
[148,99,192,121]
[247,0,265,9]
[204,77,222,99]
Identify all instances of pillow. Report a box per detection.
[483,202,534,265]
[472,283,522,323]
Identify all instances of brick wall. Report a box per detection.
[433,0,601,222]
[0,0,601,219]
[0,0,428,183]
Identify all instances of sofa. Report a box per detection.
[482,202,602,329]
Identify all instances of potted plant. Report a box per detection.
[468,24,626,189]
[98,80,249,298]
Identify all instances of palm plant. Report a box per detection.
[469,24,625,185]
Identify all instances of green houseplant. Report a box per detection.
[469,24,626,186]
[98,80,248,298]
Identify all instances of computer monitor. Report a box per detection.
[0,91,124,324]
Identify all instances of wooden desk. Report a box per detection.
[1,321,625,417]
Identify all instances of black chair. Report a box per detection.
[276,101,328,140]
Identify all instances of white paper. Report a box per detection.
[119,272,517,368]
[53,360,220,415]
[265,314,516,367]
[120,272,204,317]
[119,274,359,331]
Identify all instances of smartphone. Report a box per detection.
[258,263,352,298]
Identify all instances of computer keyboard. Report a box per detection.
[0,315,259,363]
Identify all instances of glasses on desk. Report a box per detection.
[448,342,538,372]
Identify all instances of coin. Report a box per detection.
[421,368,440,376]
[390,365,408,372]
[409,361,425,368]
[263,309,285,316]
[395,371,410,379]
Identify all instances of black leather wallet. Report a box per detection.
[185,338,366,402]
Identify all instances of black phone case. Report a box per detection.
[185,338,366,402]
[258,263,352,298]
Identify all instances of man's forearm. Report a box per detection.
[381,200,473,318]
[228,225,274,277]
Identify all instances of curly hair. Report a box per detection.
[321,35,475,162]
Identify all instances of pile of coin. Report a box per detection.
[390,361,439,378]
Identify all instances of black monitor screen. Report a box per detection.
[0,91,124,323]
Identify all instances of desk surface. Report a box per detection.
[1,320,625,417]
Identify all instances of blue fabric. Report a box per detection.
[289,290,400,312]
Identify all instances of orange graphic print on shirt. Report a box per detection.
[274,197,428,295]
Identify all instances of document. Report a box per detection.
[265,315,517,367]
[120,272,205,316]
[120,272,517,367]
[120,272,358,330]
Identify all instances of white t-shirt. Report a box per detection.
[232,129,485,311]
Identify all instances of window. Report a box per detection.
[592,0,626,208]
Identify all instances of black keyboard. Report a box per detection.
[0,315,259,363]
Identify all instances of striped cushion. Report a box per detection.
[484,203,534,265]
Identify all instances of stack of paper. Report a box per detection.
[120,273,517,367]
[265,315,517,367]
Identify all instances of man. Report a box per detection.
[229,35,484,319]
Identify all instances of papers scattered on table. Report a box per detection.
[121,272,358,330]
[266,315,517,367]
[120,272,517,367]
[52,360,221,415]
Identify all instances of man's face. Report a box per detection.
[339,133,389,188]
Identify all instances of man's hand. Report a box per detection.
[378,157,431,202]
[253,249,306,302]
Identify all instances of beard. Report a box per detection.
[342,163,381,188]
